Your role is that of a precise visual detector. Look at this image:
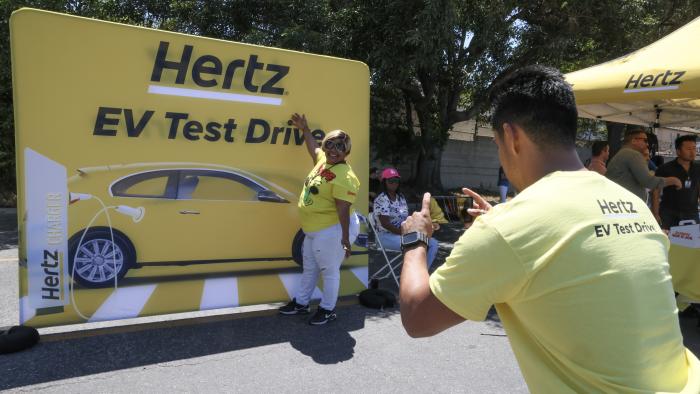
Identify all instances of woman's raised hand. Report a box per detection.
[290,113,310,132]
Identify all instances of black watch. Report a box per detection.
[401,231,429,251]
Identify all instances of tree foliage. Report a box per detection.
[1,0,700,203]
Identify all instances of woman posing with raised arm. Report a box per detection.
[279,113,360,325]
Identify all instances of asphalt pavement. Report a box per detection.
[0,209,527,393]
[2,208,700,393]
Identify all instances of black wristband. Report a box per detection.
[401,241,427,253]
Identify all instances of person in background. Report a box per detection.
[279,113,360,325]
[606,126,681,201]
[652,134,700,229]
[429,197,449,226]
[373,168,439,269]
[587,141,609,175]
[641,145,657,206]
[497,166,509,203]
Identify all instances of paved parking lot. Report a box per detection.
[0,209,528,393]
[2,208,699,393]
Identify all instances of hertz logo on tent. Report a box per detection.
[624,70,685,93]
[148,41,289,106]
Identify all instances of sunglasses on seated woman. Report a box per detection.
[323,139,347,152]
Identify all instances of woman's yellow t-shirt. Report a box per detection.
[298,151,359,233]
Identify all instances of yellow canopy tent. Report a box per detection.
[567,18,700,303]
[566,16,700,129]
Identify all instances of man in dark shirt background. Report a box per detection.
[652,135,700,229]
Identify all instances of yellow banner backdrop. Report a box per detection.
[11,8,369,327]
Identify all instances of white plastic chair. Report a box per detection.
[360,212,402,287]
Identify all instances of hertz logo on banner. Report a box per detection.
[624,70,685,93]
[149,41,290,106]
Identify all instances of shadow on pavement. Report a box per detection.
[0,208,18,250]
[0,304,396,390]
[0,230,18,250]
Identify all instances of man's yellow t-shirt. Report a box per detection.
[298,151,359,233]
[429,171,700,393]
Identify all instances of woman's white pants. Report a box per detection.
[295,214,360,310]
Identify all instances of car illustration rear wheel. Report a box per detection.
[292,229,304,266]
[68,228,135,288]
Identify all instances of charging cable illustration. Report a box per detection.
[68,192,144,320]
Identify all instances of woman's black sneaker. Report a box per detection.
[279,299,310,315]
[310,307,336,325]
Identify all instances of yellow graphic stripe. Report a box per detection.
[340,270,366,295]
[25,286,114,328]
[19,265,28,298]
[23,263,368,327]
[126,260,297,278]
[238,274,289,305]
[139,280,205,317]
[342,254,368,268]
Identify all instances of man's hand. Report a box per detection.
[400,192,466,337]
[401,193,434,237]
[462,187,493,218]
[290,113,310,132]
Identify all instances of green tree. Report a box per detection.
[341,0,700,190]
[2,1,700,202]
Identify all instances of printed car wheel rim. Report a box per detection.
[74,239,124,283]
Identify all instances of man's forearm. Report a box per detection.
[400,245,431,335]
[651,189,660,215]
[629,155,664,189]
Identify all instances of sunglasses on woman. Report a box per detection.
[324,139,347,152]
[386,178,400,184]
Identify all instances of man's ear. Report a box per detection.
[502,123,520,155]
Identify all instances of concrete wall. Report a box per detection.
[373,122,594,193]
[440,138,592,192]
[441,136,500,190]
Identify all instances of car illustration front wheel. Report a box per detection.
[68,227,135,288]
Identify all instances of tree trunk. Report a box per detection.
[414,149,435,190]
[606,121,625,157]
[431,147,443,193]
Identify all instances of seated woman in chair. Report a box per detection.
[373,168,439,268]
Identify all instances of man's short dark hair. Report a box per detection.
[675,134,697,150]
[489,65,578,148]
[591,141,608,156]
[623,126,647,143]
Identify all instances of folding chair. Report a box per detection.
[360,212,402,287]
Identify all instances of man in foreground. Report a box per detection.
[652,134,700,229]
[398,65,700,392]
